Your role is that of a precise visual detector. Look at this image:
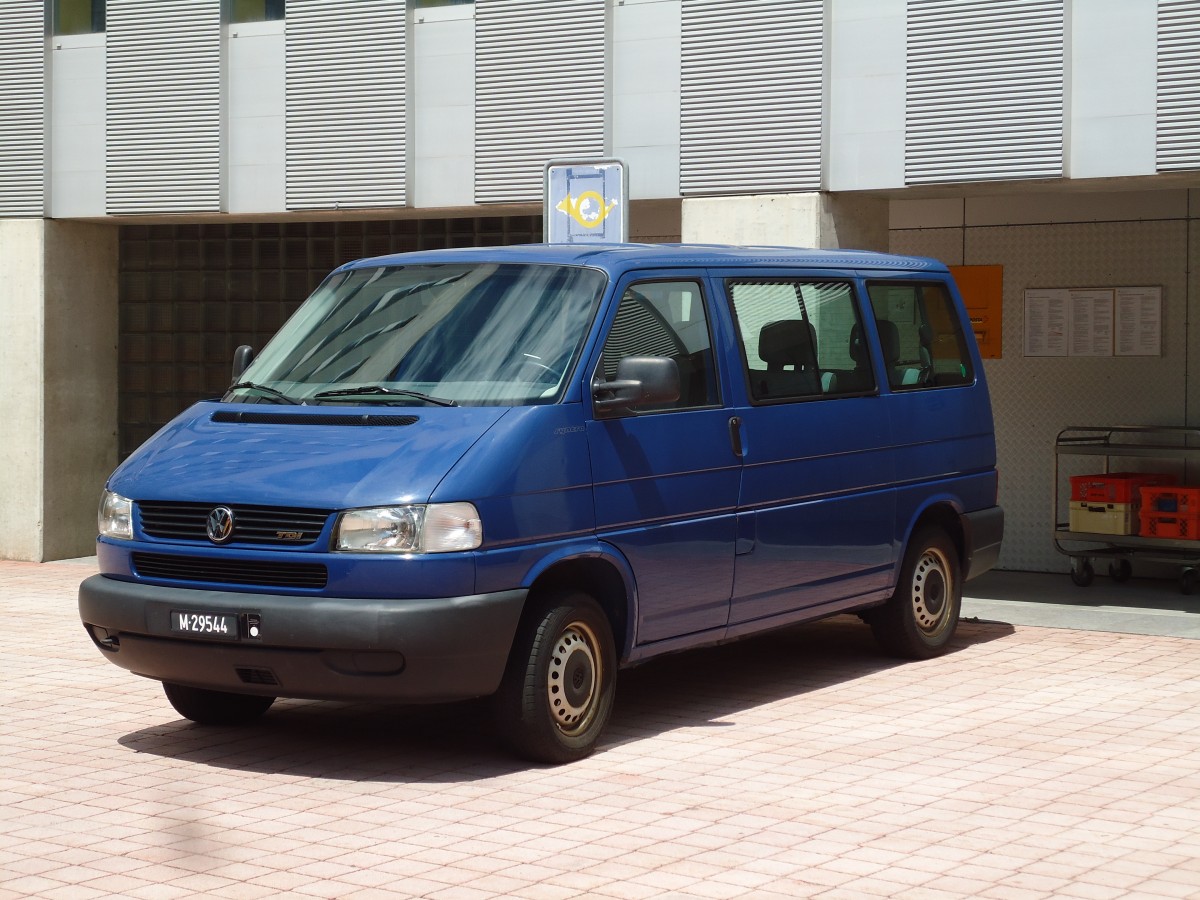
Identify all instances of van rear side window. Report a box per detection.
[867,282,975,389]
[726,279,871,401]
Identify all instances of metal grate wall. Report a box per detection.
[117,216,542,457]
[1158,0,1200,172]
[0,0,45,217]
[106,0,222,213]
[906,0,1064,185]
[286,0,407,209]
[474,0,607,203]
[679,0,823,196]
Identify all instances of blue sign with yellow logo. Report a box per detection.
[544,159,628,244]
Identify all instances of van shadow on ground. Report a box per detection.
[117,615,1014,782]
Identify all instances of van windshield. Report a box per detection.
[228,262,607,406]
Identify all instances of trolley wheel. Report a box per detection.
[1180,569,1197,596]
[1109,559,1133,583]
[1070,560,1094,588]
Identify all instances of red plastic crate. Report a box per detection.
[1139,512,1200,540]
[1139,486,1200,539]
[1139,485,1200,515]
[1070,472,1176,504]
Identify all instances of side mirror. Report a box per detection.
[593,356,680,412]
[232,344,256,382]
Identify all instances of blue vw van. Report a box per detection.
[80,244,1002,763]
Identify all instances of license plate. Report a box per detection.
[171,610,239,641]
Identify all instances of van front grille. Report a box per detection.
[137,502,330,545]
[132,552,328,589]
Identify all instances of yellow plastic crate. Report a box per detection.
[1069,501,1136,535]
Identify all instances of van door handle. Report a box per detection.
[728,416,744,458]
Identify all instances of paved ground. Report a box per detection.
[3,558,1200,899]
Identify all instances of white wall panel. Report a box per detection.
[1158,0,1200,171]
[906,0,1064,185]
[680,0,822,195]
[51,36,107,218]
[474,0,606,203]
[828,0,906,191]
[612,0,681,200]
[106,0,221,214]
[286,0,406,210]
[1068,0,1156,179]
[0,1,46,217]
[228,21,285,214]
[412,6,474,208]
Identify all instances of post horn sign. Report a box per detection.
[544,158,628,244]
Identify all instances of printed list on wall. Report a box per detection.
[1023,287,1161,358]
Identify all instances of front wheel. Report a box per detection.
[492,592,616,764]
[163,682,275,725]
[868,527,961,659]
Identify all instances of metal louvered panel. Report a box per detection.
[680,0,823,196]
[1158,0,1200,171]
[106,0,221,213]
[0,2,45,217]
[906,0,1064,185]
[475,0,606,203]
[286,1,406,209]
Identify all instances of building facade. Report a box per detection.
[2,0,1199,572]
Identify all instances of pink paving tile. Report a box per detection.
[7,559,1200,899]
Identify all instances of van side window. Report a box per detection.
[726,279,871,401]
[598,281,718,411]
[866,282,975,390]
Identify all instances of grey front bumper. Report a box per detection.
[79,574,527,702]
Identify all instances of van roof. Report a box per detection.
[342,243,950,275]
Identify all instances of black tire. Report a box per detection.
[1071,561,1095,587]
[492,592,616,764]
[1109,559,1133,583]
[869,527,961,659]
[1181,569,1197,596]
[162,682,275,726]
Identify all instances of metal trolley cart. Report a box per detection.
[1054,425,1200,594]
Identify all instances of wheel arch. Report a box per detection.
[902,498,967,574]
[522,548,636,663]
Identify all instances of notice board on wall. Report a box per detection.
[1023,286,1161,358]
[949,265,1003,359]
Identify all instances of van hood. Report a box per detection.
[109,402,512,509]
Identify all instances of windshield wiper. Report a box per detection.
[226,382,303,405]
[312,386,458,407]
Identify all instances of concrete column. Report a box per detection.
[0,219,118,561]
[680,192,889,251]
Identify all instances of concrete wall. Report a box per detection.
[892,189,1196,573]
[42,221,120,560]
[0,220,46,560]
[0,219,118,561]
[681,193,889,251]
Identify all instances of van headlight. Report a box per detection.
[334,503,482,553]
[98,490,133,540]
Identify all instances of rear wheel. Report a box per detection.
[869,527,961,659]
[162,682,275,725]
[492,591,616,764]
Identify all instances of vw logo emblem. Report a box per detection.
[206,507,236,544]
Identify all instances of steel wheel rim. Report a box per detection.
[546,620,601,735]
[912,546,952,635]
